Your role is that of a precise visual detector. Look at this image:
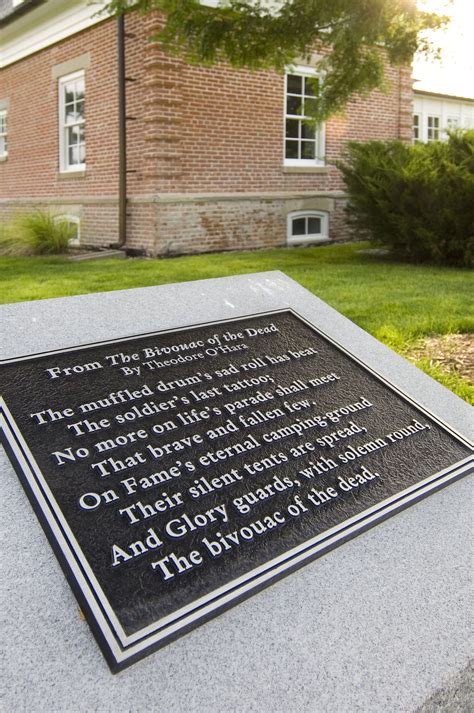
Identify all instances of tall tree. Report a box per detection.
[105,0,446,121]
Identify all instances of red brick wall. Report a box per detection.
[1,20,119,199]
[136,12,413,196]
[0,12,413,254]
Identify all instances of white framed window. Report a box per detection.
[287,211,328,245]
[54,215,81,246]
[446,115,460,131]
[59,70,85,172]
[427,115,440,142]
[0,110,7,158]
[444,115,460,139]
[284,68,325,166]
[412,114,420,143]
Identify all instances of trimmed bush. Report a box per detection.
[338,130,474,267]
[0,210,75,256]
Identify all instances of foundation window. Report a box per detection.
[54,215,81,246]
[287,211,328,245]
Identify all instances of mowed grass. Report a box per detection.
[1,242,472,400]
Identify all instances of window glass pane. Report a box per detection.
[285,140,299,159]
[0,136,5,155]
[292,218,306,236]
[67,125,85,147]
[65,107,78,123]
[68,125,80,144]
[413,115,419,140]
[76,100,85,120]
[70,223,79,241]
[301,122,315,139]
[287,74,302,95]
[74,80,85,101]
[69,145,80,165]
[308,217,321,234]
[304,76,318,96]
[301,141,315,159]
[285,119,299,138]
[65,86,75,104]
[287,96,301,115]
[78,144,85,164]
[0,113,5,133]
[303,97,317,116]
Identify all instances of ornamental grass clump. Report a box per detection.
[338,129,474,268]
[0,210,75,255]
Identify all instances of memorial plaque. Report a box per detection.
[1,308,472,672]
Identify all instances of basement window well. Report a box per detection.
[54,215,81,246]
[287,211,328,245]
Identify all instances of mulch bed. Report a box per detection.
[406,333,473,383]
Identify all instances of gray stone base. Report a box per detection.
[1,272,472,711]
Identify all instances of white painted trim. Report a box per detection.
[287,209,329,245]
[412,112,421,144]
[413,94,474,141]
[0,0,110,68]
[53,214,81,246]
[283,66,325,167]
[58,70,86,173]
[0,108,8,159]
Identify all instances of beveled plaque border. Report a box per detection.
[1,308,472,672]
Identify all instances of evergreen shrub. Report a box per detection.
[338,130,474,267]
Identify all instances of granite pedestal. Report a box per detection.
[1,272,472,711]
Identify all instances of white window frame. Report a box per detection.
[284,66,325,167]
[427,115,440,142]
[412,113,420,144]
[53,214,81,246]
[446,115,460,128]
[443,115,460,140]
[0,109,7,159]
[287,210,329,245]
[59,70,85,173]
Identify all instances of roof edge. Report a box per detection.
[413,88,474,104]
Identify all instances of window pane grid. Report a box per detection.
[60,73,85,170]
[413,114,419,142]
[427,115,440,142]
[285,73,321,162]
[288,211,327,243]
[291,215,322,237]
[0,111,7,156]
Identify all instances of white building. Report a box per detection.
[413,89,474,143]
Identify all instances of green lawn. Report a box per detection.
[1,243,472,401]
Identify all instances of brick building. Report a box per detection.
[0,0,413,256]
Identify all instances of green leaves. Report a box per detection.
[338,130,474,268]
[104,0,446,122]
